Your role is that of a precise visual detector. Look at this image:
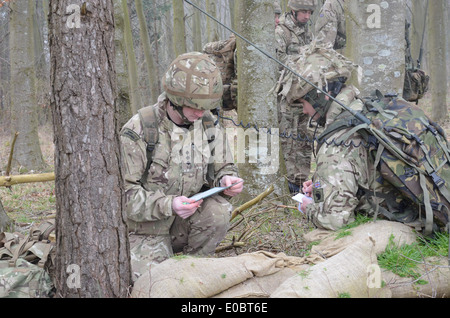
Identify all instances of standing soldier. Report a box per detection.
[275,0,315,193]
[314,0,346,50]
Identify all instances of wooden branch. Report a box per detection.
[215,241,245,253]
[6,132,19,176]
[0,172,55,187]
[230,184,274,221]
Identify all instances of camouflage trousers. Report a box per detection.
[129,195,232,281]
[278,99,313,187]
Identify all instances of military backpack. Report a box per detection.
[0,220,55,298]
[319,91,450,236]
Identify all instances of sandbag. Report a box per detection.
[131,220,449,298]
[270,221,433,298]
[131,251,305,298]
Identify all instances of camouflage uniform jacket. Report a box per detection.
[275,12,313,65]
[305,86,411,230]
[120,93,238,236]
[314,0,346,50]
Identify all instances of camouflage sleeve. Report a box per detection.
[305,132,370,230]
[275,26,289,66]
[314,1,339,49]
[120,133,175,223]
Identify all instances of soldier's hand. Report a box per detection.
[220,176,244,197]
[302,180,313,197]
[172,196,203,219]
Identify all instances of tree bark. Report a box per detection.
[345,0,406,96]
[9,0,46,171]
[135,0,159,104]
[49,0,131,298]
[113,0,133,129]
[172,0,187,56]
[121,0,142,114]
[235,0,288,202]
[427,0,448,123]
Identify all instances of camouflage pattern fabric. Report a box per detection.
[275,13,313,189]
[304,86,418,230]
[278,98,312,187]
[203,35,238,111]
[129,195,232,282]
[276,46,357,189]
[163,52,223,111]
[314,0,346,50]
[121,93,238,278]
[0,259,54,298]
[275,12,313,65]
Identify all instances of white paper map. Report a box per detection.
[189,180,243,202]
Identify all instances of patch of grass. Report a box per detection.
[334,214,372,240]
[377,232,449,280]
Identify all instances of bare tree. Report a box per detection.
[345,0,406,96]
[49,0,131,297]
[235,0,288,201]
[9,0,46,171]
[427,0,448,123]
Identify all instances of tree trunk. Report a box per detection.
[136,0,159,104]
[122,0,142,114]
[427,0,447,123]
[206,0,219,42]
[235,0,288,202]
[172,0,187,56]
[9,0,46,171]
[345,0,406,97]
[49,0,131,298]
[113,0,133,129]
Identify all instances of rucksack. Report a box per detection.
[0,220,56,298]
[203,34,237,111]
[318,91,450,235]
[402,69,429,104]
[125,105,218,186]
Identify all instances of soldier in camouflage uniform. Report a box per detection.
[120,52,243,281]
[314,0,346,50]
[275,0,316,193]
[283,48,423,231]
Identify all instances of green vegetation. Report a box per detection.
[377,232,449,281]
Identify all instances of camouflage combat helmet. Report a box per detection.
[288,0,315,12]
[284,47,357,102]
[163,52,223,110]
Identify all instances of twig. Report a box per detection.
[6,131,19,177]
[230,184,274,221]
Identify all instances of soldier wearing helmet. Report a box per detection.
[120,52,243,281]
[284,47,423,232]
[275,0,316,194]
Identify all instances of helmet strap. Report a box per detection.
[170,101,194,125]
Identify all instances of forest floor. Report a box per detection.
[0,90,449,259]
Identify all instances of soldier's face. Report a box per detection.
[300,99,320,121]
[183,106,205,122]
[294,10,312,23]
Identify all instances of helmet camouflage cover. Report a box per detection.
[288,0,316,11]
[278,46,359,104]
[163,52,223,110]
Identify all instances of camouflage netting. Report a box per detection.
[131,221,450,298]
